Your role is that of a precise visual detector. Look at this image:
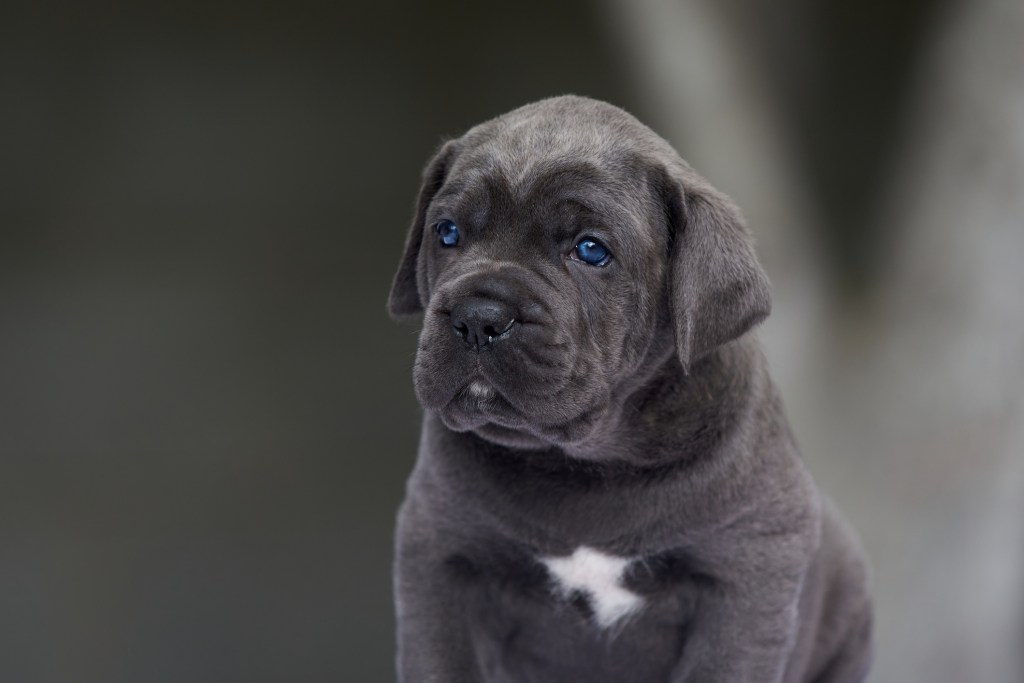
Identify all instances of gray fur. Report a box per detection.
[388,95,873,683]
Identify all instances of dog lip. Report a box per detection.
[440,379,518,431]
[465,378,495,400]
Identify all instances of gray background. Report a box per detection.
[2,1,1021,681]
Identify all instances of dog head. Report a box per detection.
[388,96,770,457]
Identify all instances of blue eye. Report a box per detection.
[573,237,611,266]
[436,220,459,247]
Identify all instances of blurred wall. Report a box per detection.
[1,2,1020,682]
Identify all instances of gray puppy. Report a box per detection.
[388,96,872,683]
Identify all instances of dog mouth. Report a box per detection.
[413,305,612,446]
[449,377,504,416]
[463,378,496,401]
[437,373,612,451]
[438,375,529,431]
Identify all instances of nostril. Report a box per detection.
[453,321,470,340]
[482,319,515,340]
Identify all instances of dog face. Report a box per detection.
[388,96,771,457]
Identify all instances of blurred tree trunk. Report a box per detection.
[858,0,1024,678]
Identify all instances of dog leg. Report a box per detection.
[667,505,818,683]
[671,584,803,683]
[394,500,482,683]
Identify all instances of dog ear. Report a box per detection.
[387,141,456,318]
[660,166,772,372]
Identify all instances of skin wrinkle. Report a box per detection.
[389,96,872,683]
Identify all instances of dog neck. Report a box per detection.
[568,336,764,466]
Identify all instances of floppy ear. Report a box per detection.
[387,141,456,318]
[661,167,772,372]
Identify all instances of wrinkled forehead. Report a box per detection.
[438,133,656,235]
[454,116,637,186]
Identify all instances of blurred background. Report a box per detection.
[1,1,1021,681]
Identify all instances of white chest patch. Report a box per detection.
[540,546,643,628]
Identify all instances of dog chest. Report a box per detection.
[446,541,706,682]
[539,545,644,628]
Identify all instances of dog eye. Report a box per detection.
[572,237,611,266]
[435,219,460,247]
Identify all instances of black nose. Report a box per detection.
[450,297,517,350]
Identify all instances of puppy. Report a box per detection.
[388,96,872,683]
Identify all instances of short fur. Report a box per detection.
[388,96,872,683]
